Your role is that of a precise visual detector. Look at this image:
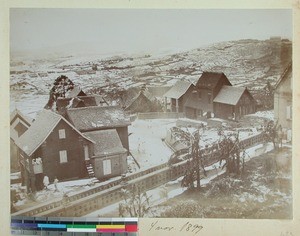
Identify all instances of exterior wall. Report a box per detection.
[213,92,256,120]
[169,86,194,112]
[116,126,129,152]
[19,120,93,192]
[195,88,214,114]
[92,152,127,180]
[213,76,231,98]
[214,103,234,119]
[274,75,292,131]
[39,120,91,183]
[10,139,20,172]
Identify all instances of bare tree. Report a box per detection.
[217,129,246,176]
[119,185,151,217]
[181,128,206,190]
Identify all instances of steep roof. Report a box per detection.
[213,85,246,105]
[196,72,231,89]
[16,109,94,156]
[66,106,131,131]
[10,109,32,126]
[275,62,292,90]
[65,86,86,98]
[164,80,194,99]
[85,130,127,156]
[56,95,106,111]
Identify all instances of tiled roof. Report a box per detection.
[213,85,246,105]
[66,106,131,131]
[85,129,127,156]
[196,72,231,89]
[16,109,93,156]
[164,80,193,99]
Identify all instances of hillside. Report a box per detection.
[10,38,292,117]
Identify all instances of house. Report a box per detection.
[56,95,107,116]
[15,109,94,192]
[213,86,256,120]
[183,72,257,120]
[85,130,127,180]
[274,62,292,141]
[184,72,232,118]
[164,80,195,112]
[65,86,87,98]
[10,109,32,172]
[124,86,162,113]
[65,106,131,152]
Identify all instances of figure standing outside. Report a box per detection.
[43,175,49,190]
[53,177,59,192]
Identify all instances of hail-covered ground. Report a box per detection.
[11,110,275,213]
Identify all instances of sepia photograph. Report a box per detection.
[9,8,293,221]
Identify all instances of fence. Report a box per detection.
[12,132,267,217]
[137,112,184,120]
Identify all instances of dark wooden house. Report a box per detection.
[164,80,195,112]
[10,109,32,172]
[15,109,94,192]
[85,130,127,180]
[125,87,161,113]
[184,72,232,118]
[213,86,256,120]
[56,95,107,116]
[65,86,87,98]
[65,106,131,152]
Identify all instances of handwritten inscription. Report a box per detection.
[149,220,203,235]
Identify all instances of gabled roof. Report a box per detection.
[85,130,127,156]
[16,109,94,156]
[65,86,86,98]
[213,85,246,105]
[66,106,131,131]
[10,109,33,142]
[196,72,231,89]
[275,62,292,90]
[56,95,106,112]
[10,109,32,126]
[164,80,194,99]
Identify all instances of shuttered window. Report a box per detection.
[286,105,292,120]
[59,129,66,139]
[59,150,68,163]
[103,159,112,175]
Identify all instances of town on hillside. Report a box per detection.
[10,39,292,219]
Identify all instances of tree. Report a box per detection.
[216,129,246,176]
[263,120,279,149]
[45,75,74,109]
[181,128,206,190]
[118,185,151,217]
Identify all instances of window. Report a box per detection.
[103,159,112,175]
[59,150,68,163]
[84,145,89,161]
[59,129,66,139]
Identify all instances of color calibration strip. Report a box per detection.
[11,216,138,235]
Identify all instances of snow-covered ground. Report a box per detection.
[128,119,175,171]
[84,142,274,217]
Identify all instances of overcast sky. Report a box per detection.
[10,9,292,55]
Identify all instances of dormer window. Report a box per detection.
[59,129,66,139]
